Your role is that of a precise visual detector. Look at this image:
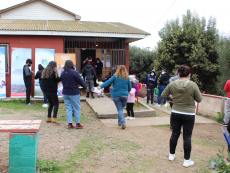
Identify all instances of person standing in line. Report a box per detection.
[82,60,97,98]
[41,61,61,124]
[23,59,34,106]
[95,58,103,78]
[61,60,87,129]
[222,80,230,126]
[97,65,131,129]
[125,81,136,120]
[161,65,202,167]
[156,69,170,107]
[146,70,157,105]
[35,64,48,108]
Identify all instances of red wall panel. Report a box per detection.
[0,35,64,97]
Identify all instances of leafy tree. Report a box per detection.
[155,10,219,94]
[217,36,230,96]
[129,46,156,83]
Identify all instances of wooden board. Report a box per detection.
[0,120,42,133]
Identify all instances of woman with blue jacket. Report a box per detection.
[146,69,157,104]
[97,65,131,129]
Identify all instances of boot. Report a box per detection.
[46,117,52,123]
[52,118,60,124]
[91,92,95,99]
[86,92,89,98]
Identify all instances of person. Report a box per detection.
[98,65,131,129]
[41,61,61,124]
[125,81,136,120]
[95,58,103,78]
[146,70,157,104]
[23,59,34,106]
[83,56,96,71]
[61,60,87,129]
[161,65,202,167]
[222,80,230,127]
[96,78,105,98]
[35,64,48,108]
[103,72,112,92]
[82,60,97,98]
[156,69,170,107]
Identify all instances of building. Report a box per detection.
[0,0,150,97]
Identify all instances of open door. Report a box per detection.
[75,48,81,73]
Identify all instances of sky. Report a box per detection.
[1,0,230,49]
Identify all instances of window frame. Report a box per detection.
[0,44,9,73]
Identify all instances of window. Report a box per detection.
[0,44,9,73]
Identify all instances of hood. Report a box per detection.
[173,79,193,93]
[150,69,155,74]
[85,64,92,68]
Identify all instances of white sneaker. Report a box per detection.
[169,153,175,161]
[129,117,135,120]
[155,104,161,107]
[125,116,130,119]
[183,159,194,167]
[42,104,48,108]
[26,103,33,106]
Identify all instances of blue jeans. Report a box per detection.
[158,85,167,105]
[113,96,128,125]
[39,80,48,104]
[63,94,81,124]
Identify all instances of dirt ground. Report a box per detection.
[0,101,227,173]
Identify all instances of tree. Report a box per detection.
[155,10,219,94]
[129,46,156,83]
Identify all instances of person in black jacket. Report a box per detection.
[95,58,103,78]
[35,64,48,108]
[156,69,170,107]
[41,61,61,124]
[82,60,97,98]
[23,59,34,106]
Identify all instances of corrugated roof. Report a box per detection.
[0,19,150,35]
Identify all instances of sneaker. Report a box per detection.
[125,116,130,119]
[183,159,194,167]
[76,123,84,129]
[221,123,228,127]
[121,124,126,129]
[42,104,48,108]
[147,103,149,104]
[169,153,175,161]
[68,124,75,129]
[129,117,135,120]
[26,103,33,106]
[155,104,160,107]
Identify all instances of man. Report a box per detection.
[23,59,34,106]
[222,80,230,126]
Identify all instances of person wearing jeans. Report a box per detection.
[161,65,202,168]
[98,65,131,129]
[61,60,87,129]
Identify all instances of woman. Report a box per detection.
[41,61,61,124]
[98,65,131,129]
[95,58,103,78]
[61,60,87,129]
[161,65,202,167]
[146,69,157,104]
[35,64,48,107]
[82,60,97,98]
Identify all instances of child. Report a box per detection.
[96,78,105,98]
[125,81,136,120]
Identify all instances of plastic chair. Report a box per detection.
[222,127,230,146]
[135,83,142,107]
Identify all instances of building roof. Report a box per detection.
[0,0,81,20]
[0,19,150,35]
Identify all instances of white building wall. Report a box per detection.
[1,1,75,20]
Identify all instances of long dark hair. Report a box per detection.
[178,65,191,77]
[64,60,74,70]
[38,64,44,70]
[41,61,58,79]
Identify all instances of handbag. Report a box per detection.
[155,86,159,95]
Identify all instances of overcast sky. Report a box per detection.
[2,0,230,49]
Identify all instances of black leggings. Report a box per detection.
[126,103,134,117]
[147,84,154,104]
[45,92,59,118]
[170,112,195,160]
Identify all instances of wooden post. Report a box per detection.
[221,97,225,117]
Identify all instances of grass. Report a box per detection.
[198,112,224,123]
[155,114,161,117]
[192,138,224,148]
[0,111,13,114]
[152,124,170,128]
[126,155,137,161]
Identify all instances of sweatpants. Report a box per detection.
[224,99,230,124]
[85,80,94,92]
[45,92,59,118]
[126,103,134,117]
[170,112,195,160]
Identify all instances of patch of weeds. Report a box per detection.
[37,157,62,172]
[57,116,67,121]
[214,112,224,123]
[89,110,94,114]
[200,168,209,173]
[126,155,137,161]
[112,140,141,152]
[0,111,13,114]
[155,114,160,117]
[152,124,170,128]
[197,113,203,116]
[192,139,224,148]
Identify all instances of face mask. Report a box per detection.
[86,59,88,61]
[161,72,164,75]
[28,64,31,67]
[83,61,86,63]
[151,74,154,76]
[97,61,99,63]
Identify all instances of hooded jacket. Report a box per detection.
[159,72,170,85]
[146,69,157,88]
[95,60,103,75]
[161,79,202,113]
[82,64,97,80]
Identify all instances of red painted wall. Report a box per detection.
[0,35,64,97]
[126,43,129,73]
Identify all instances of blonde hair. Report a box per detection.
[114,65,129,80]
[41,61,59,79]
